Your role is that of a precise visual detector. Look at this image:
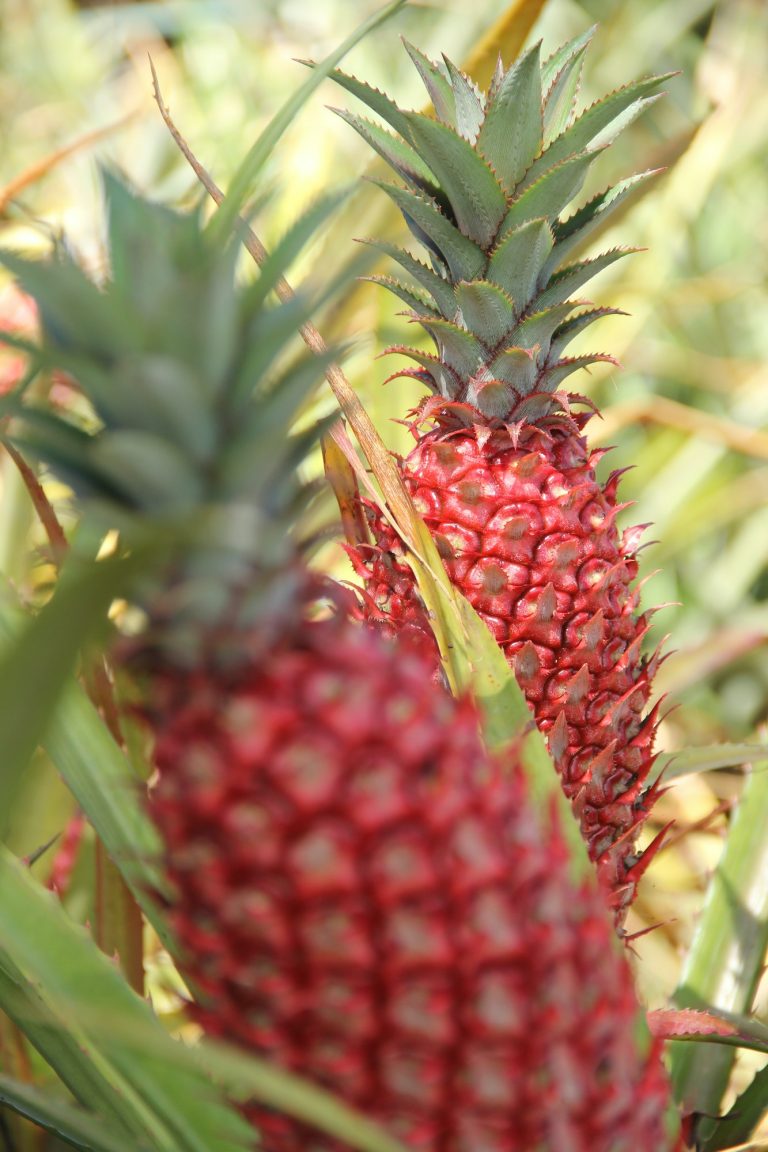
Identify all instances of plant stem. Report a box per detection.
[87,659,145,997]
[670,755,768,1140]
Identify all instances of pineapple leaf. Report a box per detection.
[7,408,114,501]
[541,27,595,144]
[549,306,626,360]
[525,74,669,187]
[364,240,457,317]
[550,169,662,267]
[234,292,314,408]
[324,68,414,140]
[476,42,543,195]
[540,25,595,96]
[108,355,218,463]
[487,217,554,313]
[219,353,338,497]
[419,316,485,378]
[365,274,440,316]
[488,345,539,392]
[87,431,206,512]
[455,280,516,349]
[331,109,436,194]
[442,56,485,141]
[384,344,457,396]
[402,40,455,125]
[512,301,581,353]
[372,181,486,281]
[534,247,634,311]
[545,352,618,388]
[400,112,508,248]
[500,149,600,234]
[0,249,136,361]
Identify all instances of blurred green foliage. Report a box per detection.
[1,0,767,1143]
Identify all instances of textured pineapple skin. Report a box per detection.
[149,614,675,1152]
[354,423,663,917]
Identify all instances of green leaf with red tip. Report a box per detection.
[324,68,413,140]
[442,56,484,141]
[524,75,670,190]
[402,40,455,125]
[650,1006,768,1052]
[487,218,554,312]
[365,240,457,316]
[542,29,595,144]
[366,274,440,316]
[549,306,626,359]
[535,247,633,311]
[465,375,519,418]
[384,344,455,395]
[488,345,539,392]
[512,301,579,353]
[544,352,618,389]
[454,280,516,348]
[332,108,435,192]
[500,150,599,234]
[476,42,543,195]
[419,316,484,378]
[400,113,508,248]
[550,169,662,267]
[540,25,595,100]
[373,181,485,282]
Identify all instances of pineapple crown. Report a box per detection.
[331,31,670,427]
[0,174,339,666]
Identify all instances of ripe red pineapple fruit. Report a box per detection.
[331,32,671,918]
[3,177,679,1150]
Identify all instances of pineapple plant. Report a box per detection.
[331,31,671,919]
[1,176,680,1150]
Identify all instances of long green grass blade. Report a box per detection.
[670,758,768,1138]
[0,1072,148,1152]
[0,844,253,1152]
[199,1039,408,1152]
[700,1063,768,1151]
[654,742,768,782]
[0,555,134,839]
[0,589,170,949]
[211,0,407,238]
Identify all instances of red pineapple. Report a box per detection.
[4,177,679,1150]
[151,609,677,1152]
[331,32,671,919]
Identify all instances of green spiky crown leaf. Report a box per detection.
[332,30,669,425]
[0,174,338,665]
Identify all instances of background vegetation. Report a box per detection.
[1,0,767,1147]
